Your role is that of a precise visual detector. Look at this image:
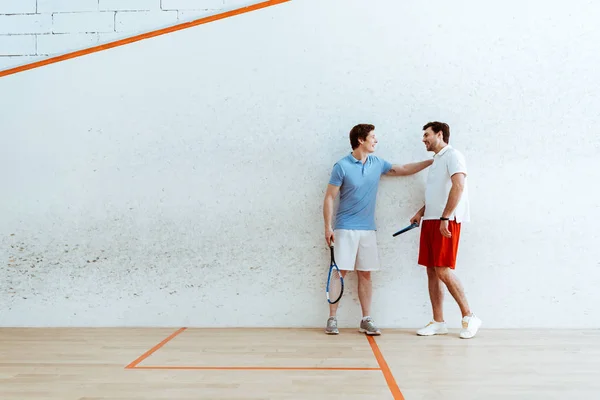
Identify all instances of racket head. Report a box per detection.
[326,244,344,304]
[326,264,344,304]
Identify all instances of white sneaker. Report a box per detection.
[459,314,482,339]
[416,321,448,336]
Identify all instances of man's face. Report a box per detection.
[360,130,378,153]
[422,128,442,152]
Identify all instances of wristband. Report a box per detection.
[440,217,449,221]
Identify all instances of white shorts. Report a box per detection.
[333,229,380,271]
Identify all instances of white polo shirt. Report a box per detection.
[423,144,470,223]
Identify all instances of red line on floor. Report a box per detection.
[126,327,383,373]
[0,0,291,79]
[133,366,381,371]
[366,335,405,400]
[125,327,187,369]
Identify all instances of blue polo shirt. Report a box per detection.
[329,153,392,230]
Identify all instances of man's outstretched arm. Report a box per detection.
[386,159,433,176]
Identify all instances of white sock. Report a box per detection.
[362,316,371,321]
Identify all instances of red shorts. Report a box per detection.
[418,219,461,269]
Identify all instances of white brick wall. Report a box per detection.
[0,35,36,56]
[0,55,42,69]
[52,12,115,34]
[38,0,98,13]
[0,0,37,14]
[37,33,99,54]
[100,0,160,12]
[161,0,224,9]
[0,0,253,70]
[0,14,52,34]
[116,10,178,33]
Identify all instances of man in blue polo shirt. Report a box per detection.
[323,123,433,335]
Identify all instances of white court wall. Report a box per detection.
[1,0,599,328]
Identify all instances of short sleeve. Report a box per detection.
[328,163,344,186]
[447,150,467,177]
[379,157,392,175]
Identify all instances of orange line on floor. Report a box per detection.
[133,365,381,371]
[367,335,405,400]
[0,0,291,79]
[125,327,187,369]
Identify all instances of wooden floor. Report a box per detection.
[1,327,599,400]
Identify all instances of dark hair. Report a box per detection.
[423,121,450,144]
[349,124,375,149]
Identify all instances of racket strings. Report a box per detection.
[327,267,343,301]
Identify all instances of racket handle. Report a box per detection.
[392,222,419,237]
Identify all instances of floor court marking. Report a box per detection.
[125,328,403,399]
[367,335,404,400]
[125,327,187,369]
[134,366,380,371]
[0,0,291,79]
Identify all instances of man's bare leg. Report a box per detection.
[427,267,445,322]
[328,270,348,317]
[357,270,380,335]
[325,270,348,334]
[357,271,372,317]
[435,267,471,317]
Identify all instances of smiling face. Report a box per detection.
[349,123,376,152]
[359,130,378,153]
[422,127,443,152]
[421,122,450,153]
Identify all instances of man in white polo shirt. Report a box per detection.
[410,121,482,339]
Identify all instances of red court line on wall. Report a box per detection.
[0,0,291,79]
[367,335,405,400]
[125,327,187,369]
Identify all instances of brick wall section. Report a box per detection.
[0,0,249,70]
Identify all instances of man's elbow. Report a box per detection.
[451,173,466,190]
[324,192,336,204]
[394,167,409,176]
[452,181,465,192]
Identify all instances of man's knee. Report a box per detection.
[357,271,371,281]
[426,267,438,279]
[434,267,452,282]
